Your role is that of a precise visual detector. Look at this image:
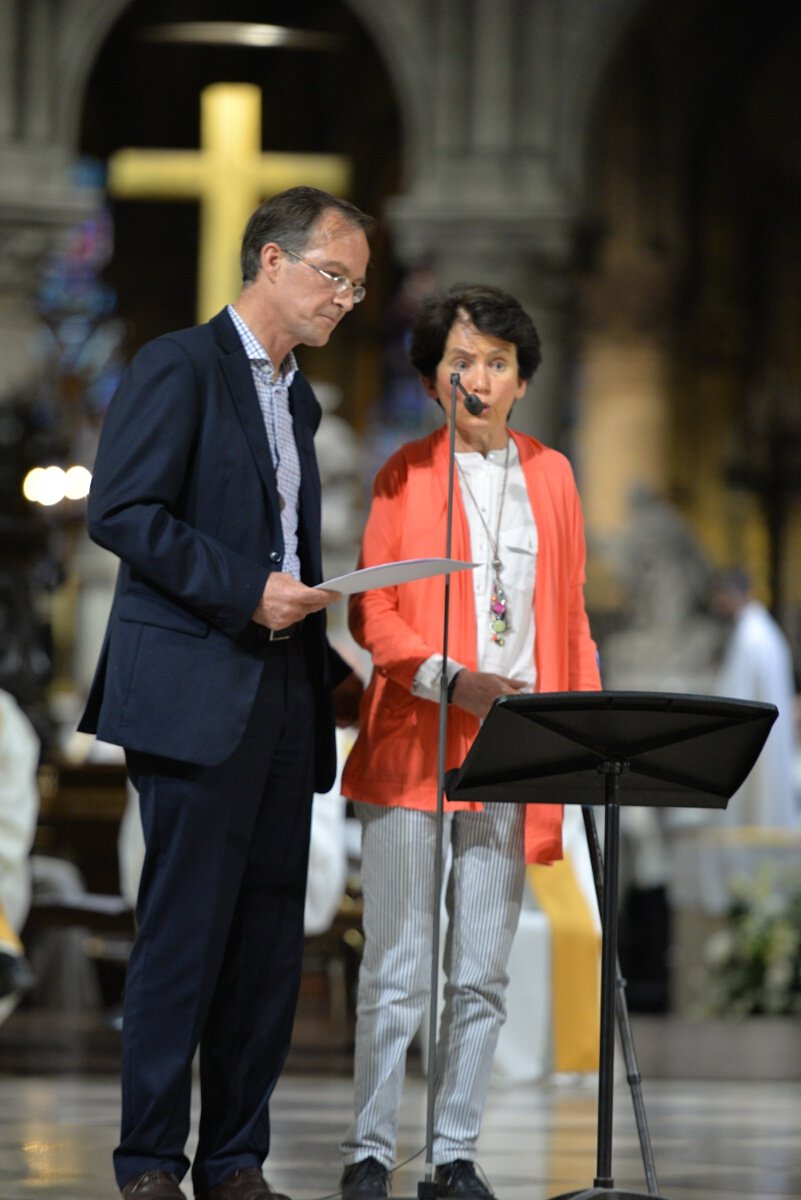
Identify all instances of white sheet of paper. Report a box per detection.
[316,558,478,597]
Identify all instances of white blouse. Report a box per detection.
[412,437,538,701]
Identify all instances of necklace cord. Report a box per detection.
[456,438,511,645]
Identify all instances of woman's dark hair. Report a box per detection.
[409,284,542,382]
[240,186,375,283]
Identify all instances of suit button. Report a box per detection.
[269,551,283,563]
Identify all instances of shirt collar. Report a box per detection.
[227,304,298,386]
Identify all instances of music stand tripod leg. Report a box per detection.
[549,766,671,1200]
[581,805,661,1196]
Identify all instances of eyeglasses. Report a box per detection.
[278,246,366,304]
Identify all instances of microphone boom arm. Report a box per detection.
[450,371,484,416]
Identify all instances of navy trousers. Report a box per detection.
[114,638,314,1194]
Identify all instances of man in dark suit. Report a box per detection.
[79,186,373,1200]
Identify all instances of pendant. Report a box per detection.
[490,579,507,645]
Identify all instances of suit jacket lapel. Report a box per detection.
[289,374,323,584]
[212,310,282,513]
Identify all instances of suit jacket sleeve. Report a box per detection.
[87,335,269,637]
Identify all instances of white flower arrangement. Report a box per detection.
[696,862,801,1016]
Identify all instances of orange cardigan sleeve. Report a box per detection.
[348,445,449,693]
[565,461,602,691]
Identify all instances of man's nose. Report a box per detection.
[334,290,356,312]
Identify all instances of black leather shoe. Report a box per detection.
[196,1167,290,1200]
[121,1171,183,1199]
[341,1156,390,1200]
[434,1161,495,1200]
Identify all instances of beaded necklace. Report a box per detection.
[456,438,511,646]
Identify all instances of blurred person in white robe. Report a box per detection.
[710,568,798,829]
[668,569,799,945]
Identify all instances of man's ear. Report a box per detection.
[260,242,283,279]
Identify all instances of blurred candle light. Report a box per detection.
[22,466,46,502]
[64,464,92,500]
[39,466,67,506]
[21,464,84,506]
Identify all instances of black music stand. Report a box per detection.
[446,690,778,1200]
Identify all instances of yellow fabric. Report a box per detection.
[0,899,23,955]
[527,853,600,1073]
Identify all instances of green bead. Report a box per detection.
[491,618,507,633]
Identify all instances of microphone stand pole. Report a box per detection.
[419,373,463,1200]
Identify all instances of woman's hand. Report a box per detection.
[450,669,527,719]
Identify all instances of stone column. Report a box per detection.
[381,0,588,448]
[0,0,101,398]
[0,0,117,741]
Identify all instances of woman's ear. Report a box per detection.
[420,375,439,402]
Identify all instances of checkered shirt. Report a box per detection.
[227,305,302,580]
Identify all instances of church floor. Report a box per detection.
[1,1002,800,1200]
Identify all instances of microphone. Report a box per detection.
[450,372,484,416]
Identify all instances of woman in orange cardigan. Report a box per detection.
[340,285,600,1200]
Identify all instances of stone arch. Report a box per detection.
[57,1,132,151]
[553,0,649,201]
[47,1,653,216]
[342,0,430,187]
[344,0,654,447]
[346,0,648,209]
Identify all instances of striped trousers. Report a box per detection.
[341,802,526,1169]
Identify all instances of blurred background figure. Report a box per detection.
[0,688,40,1022]
[665,566,800,1014]
[709,567,798,829]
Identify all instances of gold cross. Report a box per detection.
[107,83,351,321]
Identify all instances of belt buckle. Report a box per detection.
[268,625,293,642]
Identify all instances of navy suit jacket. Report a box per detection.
[79,308,342,792]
